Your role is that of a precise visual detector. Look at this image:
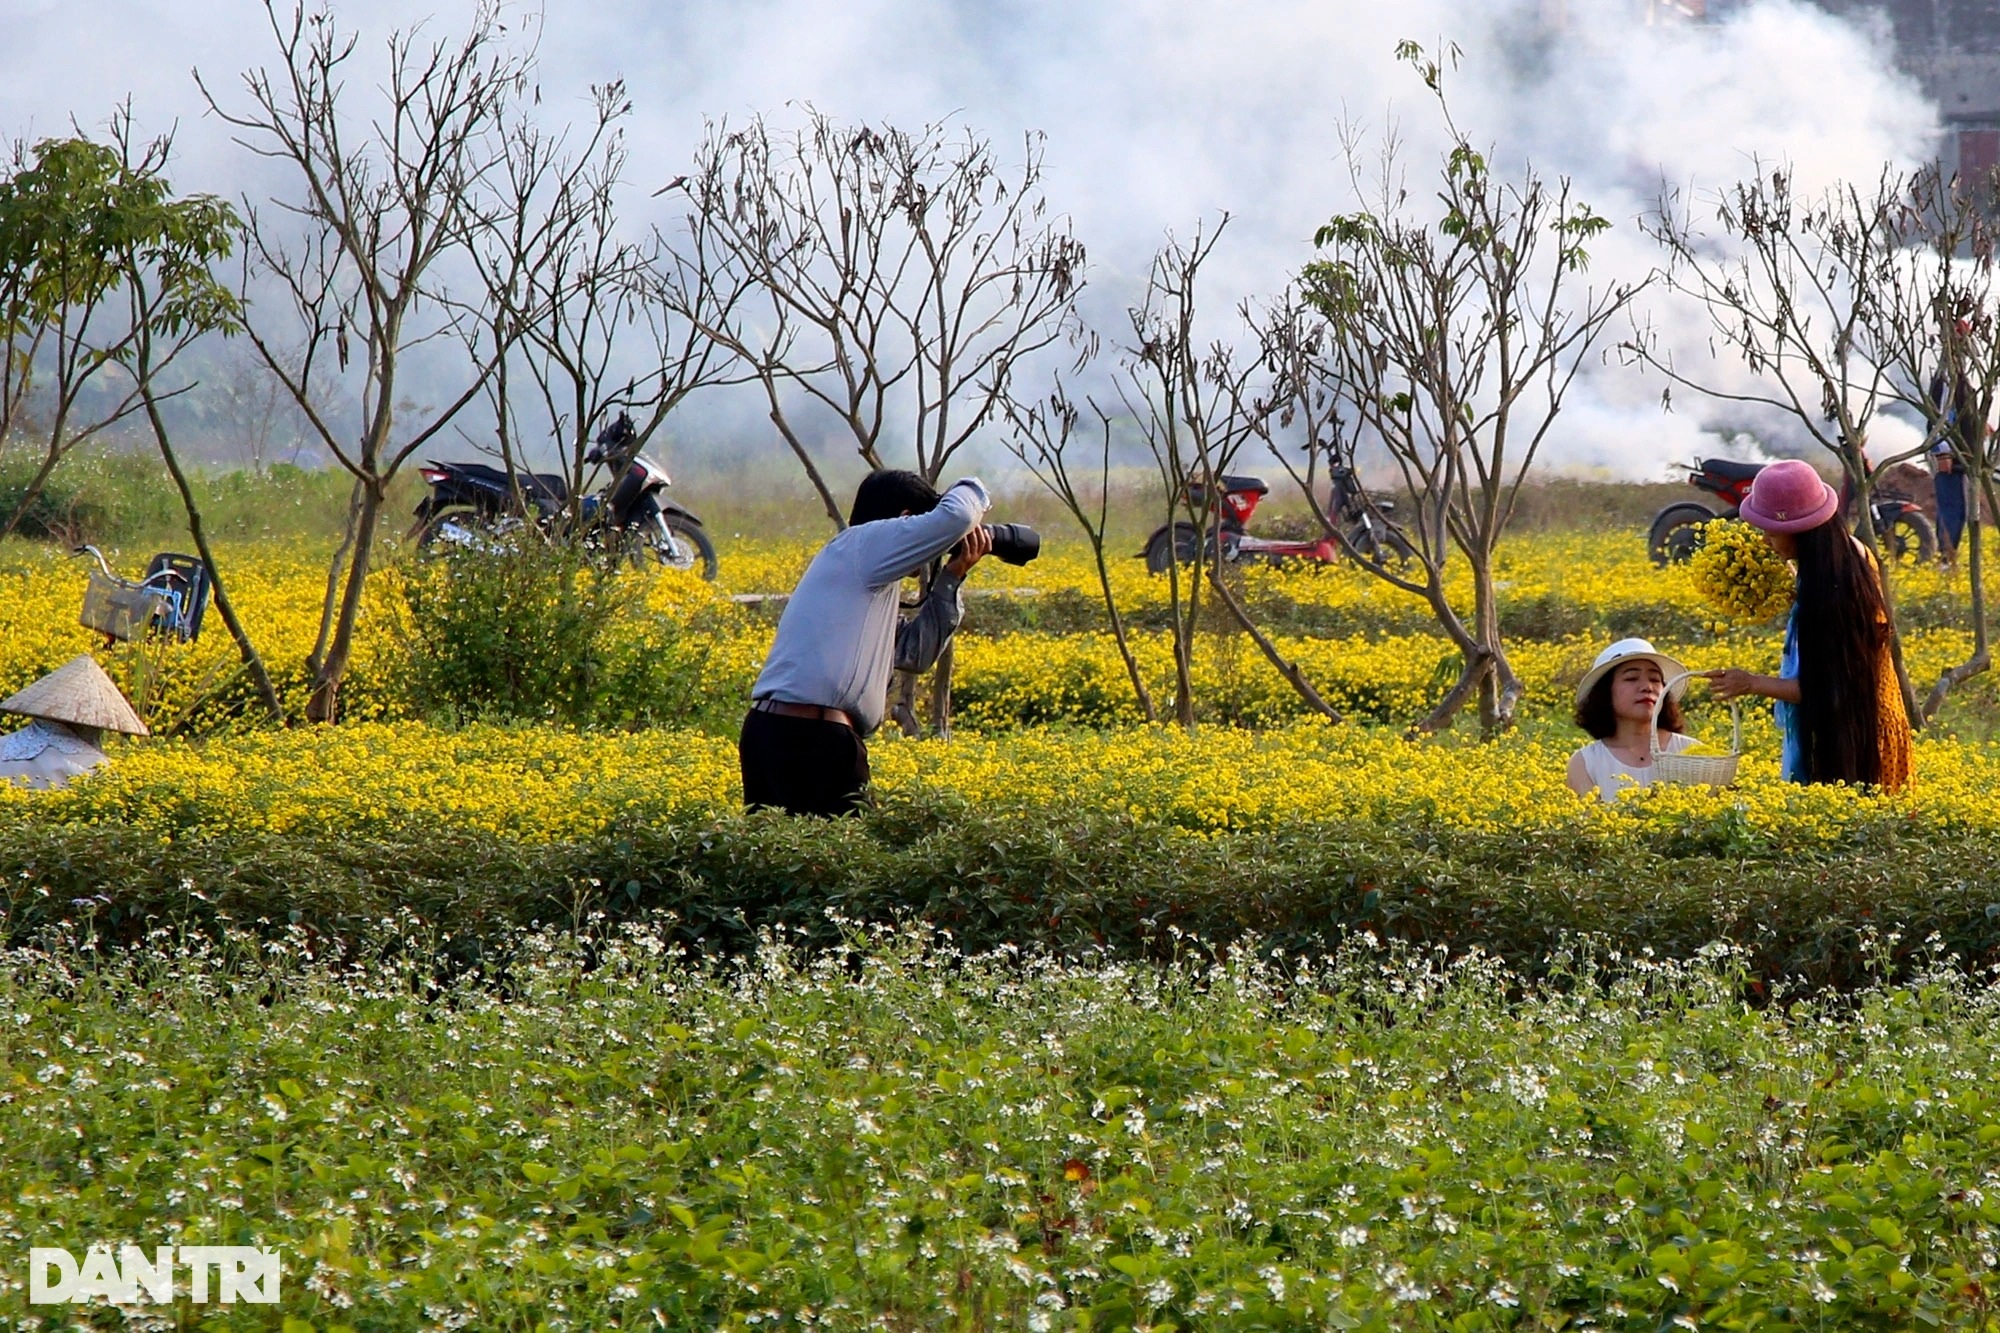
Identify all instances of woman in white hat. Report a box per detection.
[1566,638,1697,803]
[0,655,148,790]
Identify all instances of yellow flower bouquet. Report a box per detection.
[1686,519,1794,625]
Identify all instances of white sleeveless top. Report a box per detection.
[1576,734,1697,803]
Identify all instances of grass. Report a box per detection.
[4,922,2000,1328]
[0,441,1730,549]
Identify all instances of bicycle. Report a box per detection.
[74,546,210,644]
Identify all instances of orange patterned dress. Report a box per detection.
[1865,546,1914,792]
[1875,640,1914,792]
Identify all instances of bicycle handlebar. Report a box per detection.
[70,545,114,579]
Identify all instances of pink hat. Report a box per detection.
[1739,459,1838,534]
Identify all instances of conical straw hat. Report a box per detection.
[1,655,148,735]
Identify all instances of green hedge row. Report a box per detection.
[6,800,1998,990]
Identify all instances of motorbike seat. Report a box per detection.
[1217,473,1269,495]
[444,462,570,505]
[1700,458,1765,482]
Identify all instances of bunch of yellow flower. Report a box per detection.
[1685,519,1794,625]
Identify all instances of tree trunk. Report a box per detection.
[1469,554,1520,737]
[1414,648,1493,735]
[1090,537,1155,722]
[1410,569,1488,735]
[306,481,385,723]
[1477,668,1500,737]
[889,669,921,736]
[1165,548,1198,732]
[1206,562,1340,722]
[309,480,366,680]
[139,384,286,725]
[1486,644,1524,736]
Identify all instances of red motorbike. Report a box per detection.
[1143,466,1415,572]
[1648,457,1936,566]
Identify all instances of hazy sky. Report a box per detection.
[0,0,1945,476]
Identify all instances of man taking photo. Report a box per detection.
[741,469,992,816]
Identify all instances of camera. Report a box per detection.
[983,522,1040,566]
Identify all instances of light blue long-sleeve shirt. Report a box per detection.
[751,479,990,736]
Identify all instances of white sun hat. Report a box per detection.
[1572,638,1688,709]
[0,655,148,735]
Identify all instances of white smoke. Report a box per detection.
[0,0,1942,478]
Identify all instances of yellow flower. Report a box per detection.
[1683,520,1793,625]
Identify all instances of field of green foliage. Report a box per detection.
[8,922,2000,1329]
[8,470,2000,1328]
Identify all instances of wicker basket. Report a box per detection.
[1649,670,1742,787]
[79,568,170,643]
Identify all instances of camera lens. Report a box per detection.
[985,523,1041,566]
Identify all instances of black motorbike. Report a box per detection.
[409,413,718,579]
[1648,457,1935,567]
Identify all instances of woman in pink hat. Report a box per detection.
[1701,459,1913,790]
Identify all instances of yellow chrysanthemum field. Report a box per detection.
[5,526,2000,851]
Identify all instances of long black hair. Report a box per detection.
[1790,518,1889,785]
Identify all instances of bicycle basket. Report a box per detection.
[1649,670,1743,787]
[80,569,172,643]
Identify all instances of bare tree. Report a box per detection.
[1802,163,2000,720]
[671,112,1085,504]
[667,109,1086,731]
[454,80,744,541]
[1118,227,1219,731]
[1119,222,1340,731]
[1002,372,1156,722]
[1299,42,1638,735]
[200,0,532,721]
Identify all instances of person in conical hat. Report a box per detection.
[0,655,147,790]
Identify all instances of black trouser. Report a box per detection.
[739,708,871,816]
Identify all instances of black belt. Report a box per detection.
[752,698,855,729]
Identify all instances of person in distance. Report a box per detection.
[740,469,992,816]
[1700,459,1913,791]
[1566,638,1697,802]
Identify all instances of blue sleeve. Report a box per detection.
[853,480,991,588]
[1776,609,1804,782]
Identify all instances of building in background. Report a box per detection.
[1815,0,2000,184]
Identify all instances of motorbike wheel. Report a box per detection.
[1874,509,1936,565]
[1648,502,1718,566]
[1349,525,1417,567]
[628,515,719,580]
[1144,522,1202,574]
